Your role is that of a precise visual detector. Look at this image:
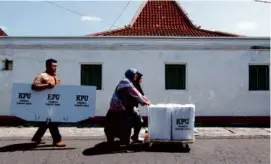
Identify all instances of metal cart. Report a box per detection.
[142,130,194,149]
[141,106,195,148]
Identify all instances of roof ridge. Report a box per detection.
[129,0,148,27]
[87,0,241,37]
[87,26,130,36]
[129,0,196,29]
[0,28,7,36]
[174,0,196,29]
[198,28,242,37]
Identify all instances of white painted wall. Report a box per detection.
[0,50,13,117]
[0,37,269,118]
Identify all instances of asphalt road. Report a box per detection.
[0,139,269,164]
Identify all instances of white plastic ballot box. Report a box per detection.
[171,104,195,140]
[9,83,96,123]
[146,104,195,141]
[147,104,172,140]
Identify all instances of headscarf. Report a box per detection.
[123,68,145,95]
[124,68,137,82]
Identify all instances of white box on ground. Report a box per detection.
[147,104,172,140]
[9,83,96,123]
[171,104,195,140]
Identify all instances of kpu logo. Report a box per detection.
[46,94,60,106]
[16,92,32,105]
[175,118,190,130]
[47,94,60,101]
[176,118,189,125]
[76,95,88,102]
[74,95,89,107]
[18,93,31,99]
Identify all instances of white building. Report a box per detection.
[0,36,270,125]
[0,0,270,126]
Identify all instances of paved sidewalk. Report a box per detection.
[0,127,269,140]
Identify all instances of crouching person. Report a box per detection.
[104,68,150,146]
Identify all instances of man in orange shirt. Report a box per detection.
[31,58,66,147]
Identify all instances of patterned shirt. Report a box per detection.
[110,78,149,111]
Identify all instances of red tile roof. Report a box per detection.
[0,28,7,36]
[89,0,240,37]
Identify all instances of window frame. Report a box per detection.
[248,63,269,91]
[164,62,187,91]
[2,59,13,71]
[80,63,103,90]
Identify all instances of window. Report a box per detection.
[165,64,186,90]
[2,59,13,71]
[249,65,269,91]
[81,64,102,90]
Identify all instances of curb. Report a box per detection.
[195,135,270,139]
[0,127,269,141]
[0,134,269,141]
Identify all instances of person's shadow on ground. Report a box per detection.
[82,141,190,156]
[0,142,76,152]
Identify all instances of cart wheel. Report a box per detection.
[142,142,150,148]
[183,143,189,149]
[181,143,187,149]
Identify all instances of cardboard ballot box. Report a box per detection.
[147,104,195,141]
[9,83,96,123]
[171,104,195,140]
[147,104,172,140]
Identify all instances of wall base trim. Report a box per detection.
[0,115,269,127]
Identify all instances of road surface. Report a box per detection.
[0,138,269,164]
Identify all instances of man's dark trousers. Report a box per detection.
[31,122,62,143]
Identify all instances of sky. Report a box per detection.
[0,0,270,37]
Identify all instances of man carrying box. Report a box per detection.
[30,58,66,147]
